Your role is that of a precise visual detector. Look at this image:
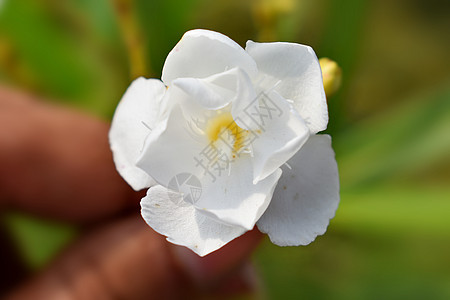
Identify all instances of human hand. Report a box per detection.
[0,86,263,299]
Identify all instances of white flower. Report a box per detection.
[109,29,339,256]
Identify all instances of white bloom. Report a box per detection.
[109,29,339,256]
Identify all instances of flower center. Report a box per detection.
[206,112,248,153]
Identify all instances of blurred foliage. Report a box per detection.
[0,0,449,298]
[2,212,77,270]
[0,0,128,118]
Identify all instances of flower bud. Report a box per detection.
[319,58,342,97]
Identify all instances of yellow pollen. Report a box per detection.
[206,112,248,153]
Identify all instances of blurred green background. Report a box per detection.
[1,0,449,298]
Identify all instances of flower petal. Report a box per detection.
[195,158,282,230]
[172,67,247,110]
[172,78,231,110]
[257,135,340,246]
[250,91,310,183]
[162,29,258,85]
[109,77,166,190]
[173,67,260,131]
[141,185,246,256]
[136,104,206,187]
[245,41,328,134]
[229,69,260,131]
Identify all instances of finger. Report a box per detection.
[0,86,139,222]
[169,228,264,291]
[3,216,178,300]
[4,215,262,299]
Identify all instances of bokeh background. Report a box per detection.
[1,0,449,298]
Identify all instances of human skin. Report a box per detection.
[0,86,263,299]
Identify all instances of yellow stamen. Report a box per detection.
[206,112,248,153]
